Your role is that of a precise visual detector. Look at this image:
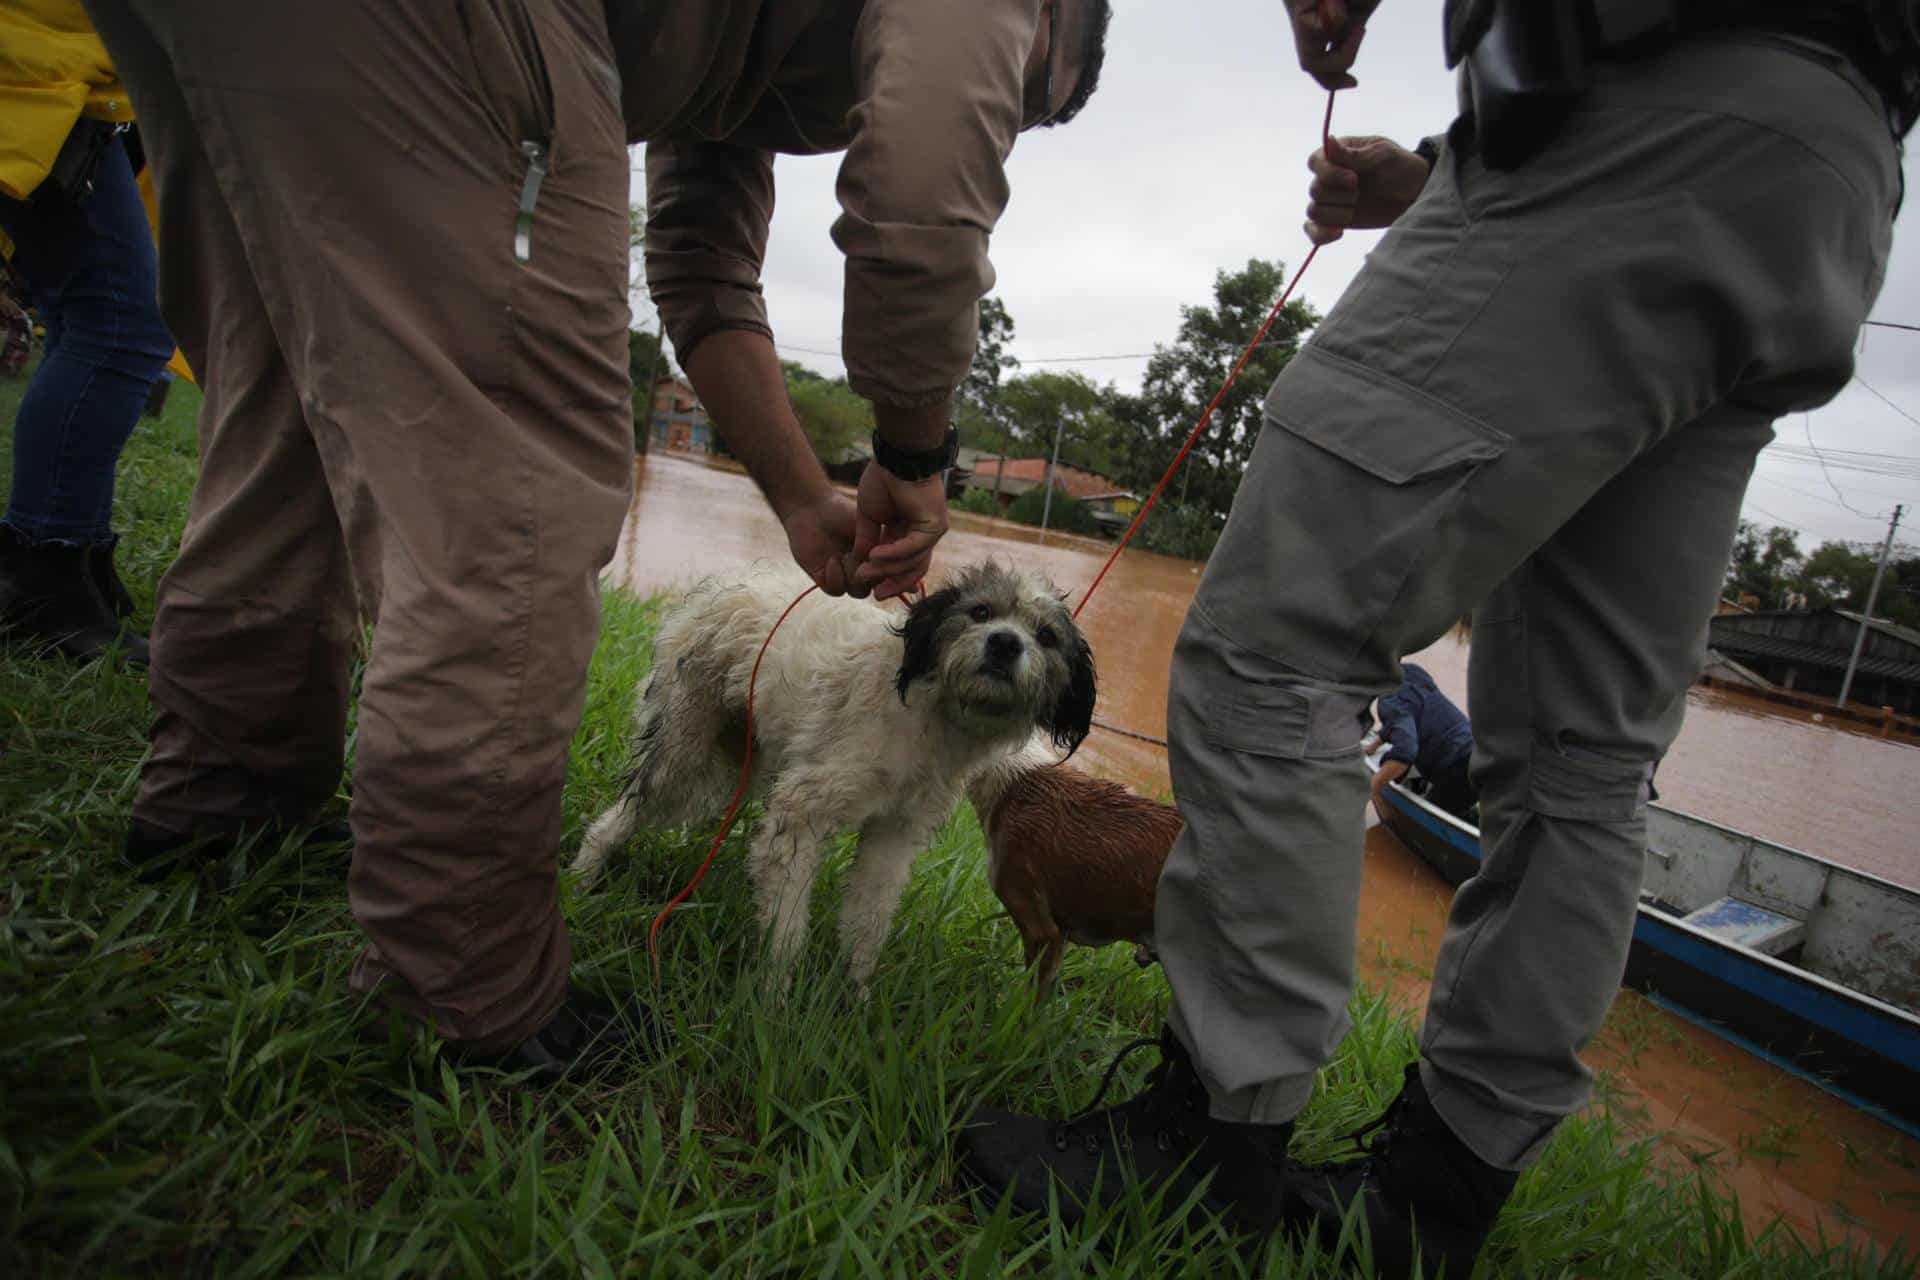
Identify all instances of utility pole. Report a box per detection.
[1837,502,1903,709]
[1039,413,1066,536]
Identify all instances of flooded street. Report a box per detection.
[608,452,1920,1246]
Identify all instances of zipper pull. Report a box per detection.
[514,139,549,265]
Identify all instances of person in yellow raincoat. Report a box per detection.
[0,0,187,664]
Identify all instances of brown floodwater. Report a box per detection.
[607,452,1920,1248]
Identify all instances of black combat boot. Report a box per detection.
[958,1029,1295,1232]
[446,986,663,1083]
[88,532,137,619]
[122,815,354,881]
[1284,1064,1521,1277]
[0,524,147,665]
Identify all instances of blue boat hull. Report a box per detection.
[1376,779,1920,1136]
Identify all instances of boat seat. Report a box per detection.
[1680,896,1806,958]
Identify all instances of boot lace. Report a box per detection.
[1049,1035,1203,1157]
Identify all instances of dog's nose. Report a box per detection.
[986,630,1024,667]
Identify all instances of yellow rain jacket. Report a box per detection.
[0,0,192,382]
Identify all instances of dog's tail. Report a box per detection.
[569,675,669,885]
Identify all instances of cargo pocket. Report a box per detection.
[1525,744,1646,824]
[1477,744,1648,884]
[1194,346,1510,678]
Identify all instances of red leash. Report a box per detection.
[645,81,1342,971]
[1075,87,1338,619]
[645,583,817,979]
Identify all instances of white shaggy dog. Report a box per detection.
[572,561,1096,988]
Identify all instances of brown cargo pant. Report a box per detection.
[85,0,636,1048]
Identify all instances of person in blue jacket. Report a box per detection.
[1372,663,1476,820]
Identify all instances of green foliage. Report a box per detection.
[954,487,1000,516]
[1131,500,1223,561]
[628,328,670,444]
[4,373,1911,1279]
[1133,258,1318,525]
[1003,484,1099,535]
[959,296,1019,417]
[954,262,1318,531]
[1726,521,1807,609]
[1724,519,1920,627]
[783,365,873,463]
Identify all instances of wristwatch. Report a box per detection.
[870,426,959,482]
[1413,133,1444,173]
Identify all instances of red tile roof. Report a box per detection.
[967,457,1119,500]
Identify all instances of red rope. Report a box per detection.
[1074,88,1338,620]
[647,76,1343,970]
[646,583,818,979]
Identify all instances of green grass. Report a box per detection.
[2,371,1913,1276]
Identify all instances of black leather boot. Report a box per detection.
[88,532,137,619]
[446,986,662,1083]
[1284,1064,1522,1277]
[0,524,147,665]
[122,815,353,881]
[958,1029,1295,1232]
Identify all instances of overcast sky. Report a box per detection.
[631,4,1920,551]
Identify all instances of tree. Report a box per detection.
[1800,539,1920,629]
[997,370,1132,477]
[628,328,671,448]
[1799,540,1876,609]
[957,296,1020,452]
[1132,259,1320,524]
[783,363,873,462]
[1724,521,1805,609]
[1004,484,1098,535]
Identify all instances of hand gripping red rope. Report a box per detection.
[646,82,1341,973]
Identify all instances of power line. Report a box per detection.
[1865,319,1920,334]
[1799,414,1883,520]
[1749,470,1898,520]
[1851,373,1920,430]
[1741,500,1803,529]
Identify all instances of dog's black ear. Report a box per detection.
[893,587,960,702]
[1043,629,1097,757]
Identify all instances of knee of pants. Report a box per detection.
[1170,608,1379,750]
[1168,608,1376,813]
[1477,741,1653,882]
[41,289,176,377]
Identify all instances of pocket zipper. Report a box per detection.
[514,139,549,265]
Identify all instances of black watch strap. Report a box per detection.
[870,426,959,482]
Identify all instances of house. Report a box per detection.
[647,375,714,453]
[1078,489,1143,534]
[964,456,1131,509]
[1706,608,1920,714]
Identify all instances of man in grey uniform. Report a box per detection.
[959,1,1915,1272]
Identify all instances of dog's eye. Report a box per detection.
[1036,625,1059,649]
[969,603,991,622]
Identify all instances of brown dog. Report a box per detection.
[967,749,1184,999]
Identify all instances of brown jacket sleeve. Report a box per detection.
[644,0,1038,405]
[833,0,1037,407]
[643,140,777,365]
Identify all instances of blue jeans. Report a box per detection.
[0,131,173,545]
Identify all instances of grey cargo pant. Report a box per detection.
[86,0,635,1048]
[1156,34,1898,1168]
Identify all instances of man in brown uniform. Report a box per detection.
[83,0,1109,1077]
